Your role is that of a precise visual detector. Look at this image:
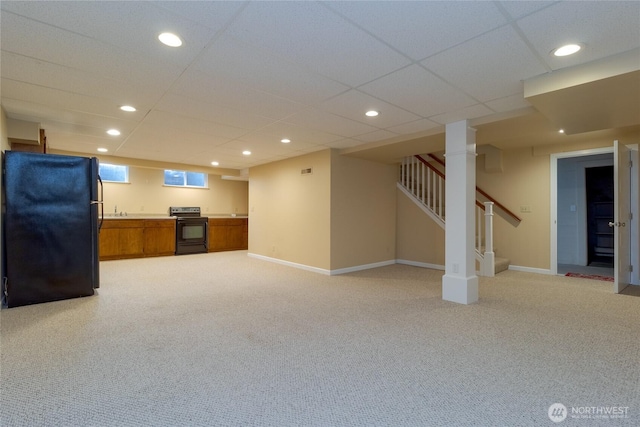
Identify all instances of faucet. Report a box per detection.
[114,205,117,215]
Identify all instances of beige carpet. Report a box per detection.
[1,251,639,426]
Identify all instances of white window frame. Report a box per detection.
[99,163,129,183]
[163,169,208,189]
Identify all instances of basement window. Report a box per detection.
[164,170,208,188]
[99,163,129,183]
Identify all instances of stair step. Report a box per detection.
[495,257,510,274]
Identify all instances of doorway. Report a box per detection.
[585,165,614,267]
[551,145,639,288]
[553,149,614,277]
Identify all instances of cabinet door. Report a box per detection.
[143,220,175,256]
[99,220,144,260]
[119,228,144,256]
[227,223,244,249]
[99,228,120,258]
[208,221,230,251]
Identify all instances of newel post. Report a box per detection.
[484,201,495,278]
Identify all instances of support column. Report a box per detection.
[442,120,478,304]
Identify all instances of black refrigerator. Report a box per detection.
[2,151,102,308]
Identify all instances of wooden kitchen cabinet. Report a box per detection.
[100,218,245,260]
[99,219,144,260]
[143,219,176,257]
[208,218,248,252]
[100,218,176,260]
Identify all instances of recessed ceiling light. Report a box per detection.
[553,44,582,57]
[158,32,182,47]
[365,110,379,117]
[211,161,219,166]
[107,129,120,136]
[558,129,565,134]
[97,148,108,153]
[120,105,136,112]
[281,138,291,143]
[242,150,251,156]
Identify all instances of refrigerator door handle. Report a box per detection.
[95,174,104,230]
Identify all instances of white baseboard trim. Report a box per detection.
[248,254,554,277]
[330,260,396,276]
[396,259,445,271]
[247,253,396,276]
[508,265,554,275]
[248,253,331,275]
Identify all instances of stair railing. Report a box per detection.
[399,155,495,276]
[400,155,445,225]
[427,153,521,226]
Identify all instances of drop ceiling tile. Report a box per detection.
[151,1,246,31]
[429,104,494,125]
[516,1,640,71]
[1,77,148,128]
[325,138,369,150]
[1,52,160,110]
[421,26,547,101]
[234,136,319,157]
[215,140,277,163]
[170,69,305,121]
[359,65,477,117]
[139,110,249,141]
[1,96,137,134]
[124,125,231,154]
[351,130,399,144]
[283,108,378,138]
[113,148,190,165]
[498,1,556,20]
[1,12,185,90]
[194,35,349,105]
[44,131,120,153]
[326,1,506,61]
[386,119,441,136]
[484,94,532,113]
[181,151,246,170]
[224,1,411,86]
[318,89,421,128]
[1,1,220,67]
[242,123,340,147]
[155,93,274,131]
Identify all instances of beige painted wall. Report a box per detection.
[100,164,248,216]
[1,108,9,152]
[477,146,551,269]
[396,187,445,266]
[330,150,396,270]
[249,150,332,270]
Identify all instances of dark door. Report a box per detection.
[586,166,614,266]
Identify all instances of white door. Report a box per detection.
[613,140,631,293]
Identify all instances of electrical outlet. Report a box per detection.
[140,206,144,211]
[520,205,532,213]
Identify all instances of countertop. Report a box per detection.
[103,214,248,220]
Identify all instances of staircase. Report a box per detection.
[399,155,517,276]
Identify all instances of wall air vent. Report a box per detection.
[301,167,313,175]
